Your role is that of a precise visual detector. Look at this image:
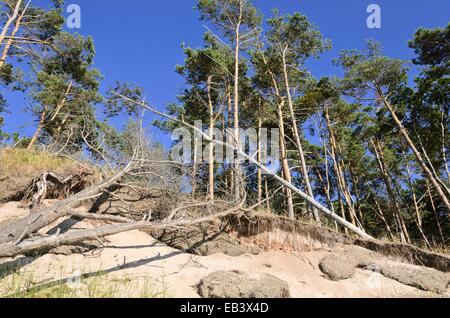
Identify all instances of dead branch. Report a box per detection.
[67,211,134,224]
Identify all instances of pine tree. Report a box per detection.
[196,0,262,202]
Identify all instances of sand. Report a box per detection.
[0,202,447,298]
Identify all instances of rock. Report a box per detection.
[319,244,450,294]
[381,265,449,294]
[196,270,291,298]
[319,253,356,280]
[319,246,378,281]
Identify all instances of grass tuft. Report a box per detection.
[0,263,167,298]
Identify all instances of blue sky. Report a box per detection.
[2,0,449,147]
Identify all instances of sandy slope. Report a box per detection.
[0,202,446,298]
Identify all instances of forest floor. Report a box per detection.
[0,201,448,298]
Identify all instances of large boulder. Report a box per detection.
[319,245,378,281]
[196,270,291,298]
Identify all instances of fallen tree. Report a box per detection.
[116,95,373,240]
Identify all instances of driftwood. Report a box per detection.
[0,160,134,246]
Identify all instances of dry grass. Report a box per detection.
[0,148,75,177]
[0,148,97,202]
[0,263,167,298]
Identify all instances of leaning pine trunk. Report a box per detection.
[378,89,450,212]
[0,0,22,47]
[372,139,411,244]
[27,107,48,150]
[426,180,446,246]
[0,0,28,68]
[262,53,295,219]
[325,107,358,227]
[265,176,271,213]
[404,154,431,248]
[371,194,395,241]
[282,50,320,224]
[192,141,198,196]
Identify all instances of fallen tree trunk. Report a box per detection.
[0,160,134,246]
[0,206,243,258]
[117,95,373,239]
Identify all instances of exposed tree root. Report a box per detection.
[0,160,133,246]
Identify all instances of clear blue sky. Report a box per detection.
[2,0,449,147]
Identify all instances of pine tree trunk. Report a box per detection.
[349,164,364,227]
[226,82,233,195]
[282,51,320,224]
[233,5,243,203]
[325,107,359,227]
[338,159,359,226]
[426,180,445,246]
[378,90,450,211]
[314,165,338,231]
[0,1,27,68]
[257,114,263,209]
[207,76,215,202]
[192,141,198,197]
[0,0,22,47]
[372,195,395,241]
[261,53,295,219]
[337,192,348,234]
[265,176,271,213]
[404,154,431,248]
[372,140,411,244]
[27,106,48,150]
[277,101,295,219]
